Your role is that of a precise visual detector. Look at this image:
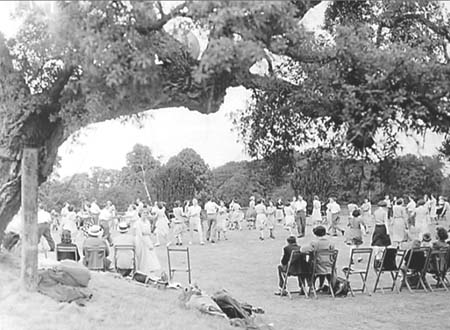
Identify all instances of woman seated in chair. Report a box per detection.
[82,225,111,270]
[428,227,449,277]
[400,240,426,288]
[432,227,449,250]
[56,230,80,262]
[301,225,336,291]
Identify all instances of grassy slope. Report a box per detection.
[1,214,449,330]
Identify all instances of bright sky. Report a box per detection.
[0,2,445,178]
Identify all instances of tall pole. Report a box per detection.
[20,148,39,290]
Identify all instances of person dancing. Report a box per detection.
[216,200,228,241]
[255,199,267,240]
[188,198,204,245]
[172,201,186,245]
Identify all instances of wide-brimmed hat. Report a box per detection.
[377,201,387,207]
[118,222,129,233]
[422,232,432,242]
[88,225,103,237]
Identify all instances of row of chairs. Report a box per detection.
[56,244,136,271]
[282,246,450,299]
[56,244,193,284]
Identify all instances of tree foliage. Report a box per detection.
[234,0,450,163]
[3,0,450,239]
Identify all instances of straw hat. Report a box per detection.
[377,200,387,207]
[118,222,129,233]
[422,233,432,242]
[87,225,103,237]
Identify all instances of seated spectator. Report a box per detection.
[56,230,80,262]
[400,240,426,287]
[274,236,303,296]
[432,227,449,250]
[403,240,425,268]
[82,225,111,271]
[301,226,335,291]
[113,222,136,277]
[428,227,449,276]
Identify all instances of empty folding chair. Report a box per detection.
[84,247,107,271]
[56,245,79,262]
[280,250,310,299]
[426,247,449,292]
[400,247,431,293]
[342,247,373,296]
[167,246,192,284]
[373,247,404,294]
[309,249,338,299]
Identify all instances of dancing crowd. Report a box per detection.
[2,192,450,285]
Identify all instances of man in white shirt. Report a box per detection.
[294,195,307,238]
[326,197,344,236]
[204,197,219,243]
[38,203,55,251]
[90,199,101,224]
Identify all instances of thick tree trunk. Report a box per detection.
[0,116,65,244]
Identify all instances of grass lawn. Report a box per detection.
[1,215,449,330]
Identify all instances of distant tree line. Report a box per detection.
[39,144,450,212]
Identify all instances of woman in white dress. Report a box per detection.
[266,200,276,239]
[154,202,170,246]
[275,199,284,224]
[311,196,322,225]
[172,201,186,245]
[135,213,161,275]
[188,198,204,245]
[255,199,267,240]
[413,199,429,239]
[216,200,228,241]
[61,205,78,237]
[429,194,437,224]
[284,202,295,236]
[360,198,372,229]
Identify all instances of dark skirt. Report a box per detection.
[371,224,391,247]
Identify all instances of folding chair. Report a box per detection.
[426,247,449,292]
[309,249,338,299]
[84,247,107,271]
[167,246,192,284]
[114,244,136,272]
[373,248,404,294]
[342,248,373,296]
[280,250,310,299]
[56,245,79,262]
[400,247,431,293]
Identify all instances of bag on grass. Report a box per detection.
[333,277,349,297]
